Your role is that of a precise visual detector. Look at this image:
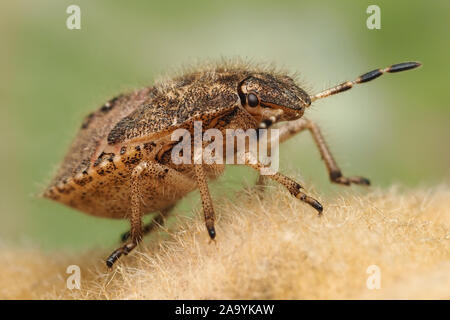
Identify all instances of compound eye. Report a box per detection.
[247,93,259,107]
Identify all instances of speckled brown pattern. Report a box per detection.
[43,62,310,218]
[42,60,420,268]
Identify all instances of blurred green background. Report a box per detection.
[1,0,449,251]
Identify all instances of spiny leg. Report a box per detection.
[306,120,369,185]
[245,153,323,215]
[107,162,196,268]
[277,118,370,185]
[106,161,148,268]
[256,118,369,187]
[119,162,197,243]
[194,164,216,239]
[120,204,175,243]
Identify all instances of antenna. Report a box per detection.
[310,61,421,102]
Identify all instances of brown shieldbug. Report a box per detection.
[43,61,421,268]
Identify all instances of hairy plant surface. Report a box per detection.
[1,185,449,299]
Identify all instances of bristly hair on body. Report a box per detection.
[41,56,421,269]
[154,57,313,97]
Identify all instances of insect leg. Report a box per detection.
[305,119,370,186]
[254,174,269,194]
[194,164,216,239]
[253,123,297,193]
[253,121,310,192]
[106,161,149,268]
[254,115,309,193]
[244,153,323,215]
[271,118,370,186]
[109,162,196,266]
[120,204,176,243]
[120,162,197,242]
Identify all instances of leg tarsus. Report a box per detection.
[330,170,370,186]
[206,223,216,239]
[296,192,323,215]
[106,241,138,269]
[291,184,323,215]
[335,175,370,186]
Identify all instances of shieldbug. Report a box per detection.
[43,60,421,268]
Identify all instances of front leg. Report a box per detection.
[245,153,323,215]
[275,118,370,186]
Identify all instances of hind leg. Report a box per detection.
[120,204,176,242]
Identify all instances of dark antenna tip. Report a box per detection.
[311,61,422,102]
[387,61,422,73]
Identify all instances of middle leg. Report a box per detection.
[194,164,216,239]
